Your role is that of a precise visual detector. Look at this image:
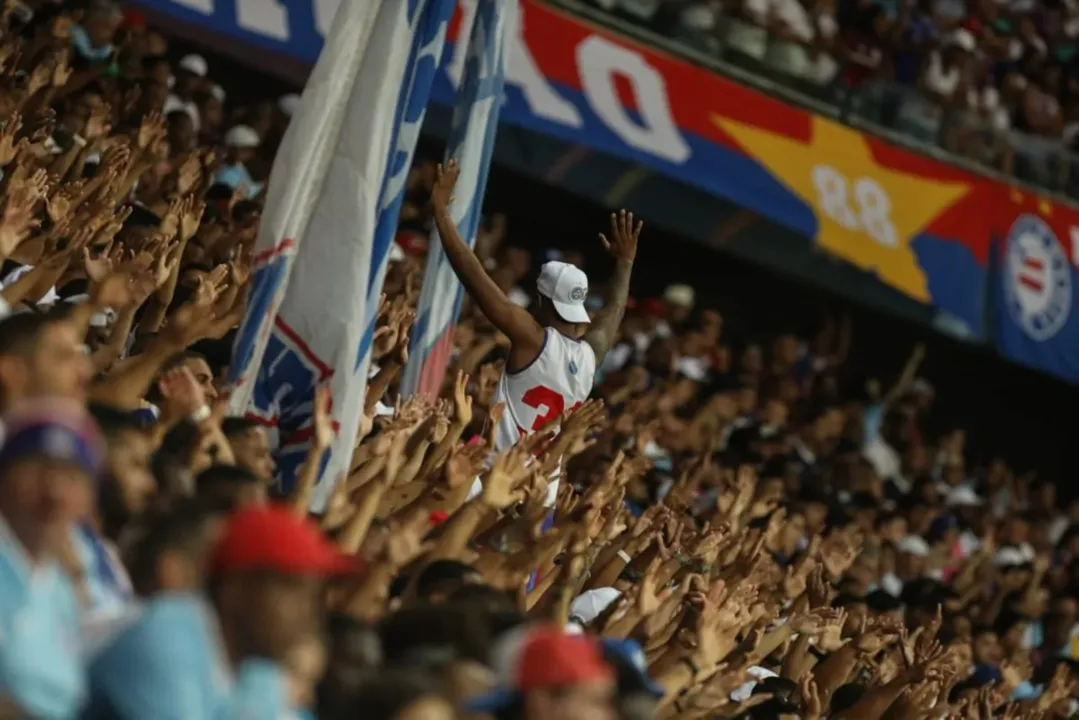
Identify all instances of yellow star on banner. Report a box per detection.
[712,114,970,302]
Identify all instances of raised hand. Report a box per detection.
[558,398,606,458]
[174,154,203,196]
[136,111,167,152]
[84,102,113,143]
[431,160,459,214]
[821,528,861,579]
[598,208,643,263]
[381,510,434,568]
[158,366,206,418]
[162,276,221,346]
[179,196,206,241]
[854,615,899,655]
[0,112,22,167]
[481,444,530,510]
[0,174,45,256]
[26,62,51,96]
[50,50,72,89]
[801,676,823,720]
[312,386,335,450]
[443,441,487,489]
[452,369,473,427]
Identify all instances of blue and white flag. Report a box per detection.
[228,0,454,510]
[401,0,518,398]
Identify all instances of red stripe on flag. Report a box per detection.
[1019,274,1044,292]
[417,327,457,397]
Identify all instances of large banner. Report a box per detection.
[227,0,454,509]
[141,0,1079,381]
[402,0,517,398]
[991,190,1079,383]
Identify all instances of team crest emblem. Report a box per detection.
[570,286,587,302]
[568,360,578,375]
[1004,215,1071,342]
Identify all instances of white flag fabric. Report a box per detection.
[402,0,518,398]
[228,0,455,510]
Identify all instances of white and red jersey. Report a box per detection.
[492,329,595,504]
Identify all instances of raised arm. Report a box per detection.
[430,161,543,354]
[585,209,641,364]
[881,342,926,407]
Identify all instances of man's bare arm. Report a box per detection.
[431,161,543,354]
[585,210,641,364]
[585,259,631,363]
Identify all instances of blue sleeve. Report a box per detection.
[89,606,212,720]
[862,404,885,444]
[224,659,291,720]
[89,599,291,720]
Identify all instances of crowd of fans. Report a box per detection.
[585,0,1079,193]
[0,0,1077,719]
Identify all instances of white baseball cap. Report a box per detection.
[568,587,621,625]
[536,261,590,324]
[897,535,930,557]
[178,54,208,78]
[224,125,260,149]
[946,485,983,508]
[730,666,778,702]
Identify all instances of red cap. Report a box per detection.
[467,625,613,712]
[121,10,147,27]
[640,298,666,317]
[516,626,612,689]
[210,505,363,578]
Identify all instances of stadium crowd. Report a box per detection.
[586,0,1079,193]
[0,0,1076,719]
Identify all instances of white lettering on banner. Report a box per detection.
[312,0,341,38]
[576,37,690,164]
[380,21,449,215]
[447,0,478,89]
[505,11,582,128]
[172,0,213,14]
[812,165,897,248]
[237,0,289,41]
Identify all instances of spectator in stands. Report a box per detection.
[0,2,1077,719]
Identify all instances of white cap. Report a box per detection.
[995,546,1029,568]
[537,261,590,324]
[676,355,708,382]
[210,84,226,103]
[952,28,976,52]
[663,283,695,308]
[911,377,935,396]
[897,535,930,557]
[178,54,208,78]
[568,587,621,625]
[730,666,778,702]
[162,96,197,127]
[278,93,301,117]
[224,125,260,149]
[946,486,984,508]
[388,242,406,263]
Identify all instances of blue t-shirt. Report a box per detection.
[87,592,291,719]
[69,25,113,63]
[214,164,264,199]
[0,521,87,719]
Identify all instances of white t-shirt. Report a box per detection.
[925,51,961,98]
[1,265,59,306]
[773,0,814,42]
[493,329,596,507]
